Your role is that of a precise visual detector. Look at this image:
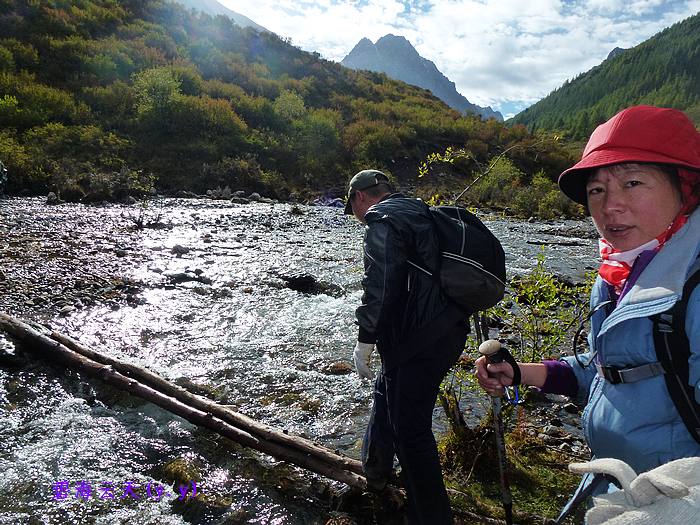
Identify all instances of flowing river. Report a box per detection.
[0,197,599,525]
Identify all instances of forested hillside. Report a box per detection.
[510,13,700,139]
[0,0,572,207]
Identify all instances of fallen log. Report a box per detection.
[525,239,585,247]
[0,313,390,494]
[49,330,364,476]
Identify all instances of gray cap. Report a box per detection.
[343,169,389,215]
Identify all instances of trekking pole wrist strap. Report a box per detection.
[501,349,522,387]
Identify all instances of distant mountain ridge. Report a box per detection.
[342,35,502,121]
[509,13,700,138]
[174,0,267,33]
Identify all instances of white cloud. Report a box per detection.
[218,0,700,117]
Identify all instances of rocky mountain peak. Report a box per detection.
[341,35,502,121]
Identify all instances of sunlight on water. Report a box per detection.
[0,198,599,523]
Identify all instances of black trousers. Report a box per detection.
[361,322,469,524]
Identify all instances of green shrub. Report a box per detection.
[0,47,14,72]
[199,155,286,196]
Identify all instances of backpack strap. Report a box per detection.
[651,268,700,444]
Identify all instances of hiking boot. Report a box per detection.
[364,475,388,493]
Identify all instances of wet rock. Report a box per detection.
[277,272,345,297]
[323,361,353,375]
[46,192,62,205]
[233,190,246,198]
[248,192,261,202]
[230,197,250,204]
[160,457,203,487]
[219,508,250,524]
[543,424,564,437]
[171,244,190,256]
[163,270,212,285]
[173,377,228,402]
[280,273,318,293]
[59,305,76,316]
[562,402,579,414]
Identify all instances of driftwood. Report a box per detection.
[49,330,364,476]
[0,313,387,494]
[526,239,585,247]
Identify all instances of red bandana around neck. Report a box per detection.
[598,214,688,294]
[598,168,700,295]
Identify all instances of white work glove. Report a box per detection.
[568,457,700,525]
[353,341,375,380]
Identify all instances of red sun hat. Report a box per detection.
[558,105,700,204]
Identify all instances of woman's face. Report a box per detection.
[586,164,683,251]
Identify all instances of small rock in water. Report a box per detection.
[323,361,353,375]
[46,192,62,205]
[280,273,319,294]
[59,305,76,316]
[171,244,190,256]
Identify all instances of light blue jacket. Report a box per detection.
[563,207,700,474]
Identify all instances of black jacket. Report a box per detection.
[356,194,466,370]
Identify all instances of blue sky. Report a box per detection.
[219,1,700,118]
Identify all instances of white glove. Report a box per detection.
[568,457,700,525]
[353,341,375,380]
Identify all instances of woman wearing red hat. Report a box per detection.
[475,105,700,515]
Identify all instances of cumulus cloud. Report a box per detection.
[219,0,700,117]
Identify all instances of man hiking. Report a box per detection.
[345,169,469,524]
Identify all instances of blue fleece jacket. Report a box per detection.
[563,207,700,474]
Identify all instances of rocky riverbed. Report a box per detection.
[0,197,598,524]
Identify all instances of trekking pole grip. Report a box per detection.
[478,339,522,387]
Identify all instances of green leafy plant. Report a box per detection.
[438,249,596,522]
[494,247,593,363]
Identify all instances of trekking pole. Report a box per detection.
[479,339,514,525]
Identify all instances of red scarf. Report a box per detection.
[598,168,700,294]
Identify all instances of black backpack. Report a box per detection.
[652,268,700,443]
[408,204,506,313]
